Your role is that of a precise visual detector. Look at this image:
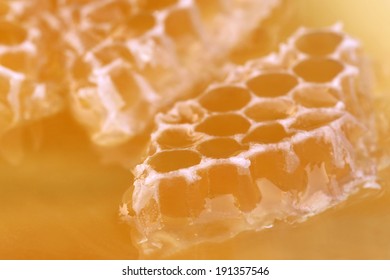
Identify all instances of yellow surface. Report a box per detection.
[1,0,390,259]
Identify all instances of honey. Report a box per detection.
[0,0,390,260]
[122,25,379,258]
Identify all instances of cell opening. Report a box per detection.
[293,58,344,83]
[0,21,27,45]
[199,86,251,112]
[293,86,339,108]
[290,112,342,131]
[86,1,132,23]
[246,73,298,97]
[94,45,135,65]
[242,123,290,144]
[0,52,30,73]
[110,66,140,108]
[197,137,248,159]
[156,128,199,149]
[165,8,198,39]
[195,113,250,136]
[244,99,295,122]
[195,0,221,21]
[148,149,201,173]
[126,13,156,37]
[296,31,343,56]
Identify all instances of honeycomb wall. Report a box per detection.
[0,0,282,163]
[121,25,379,258]
[62,0,281,146]
[0,1,65,135]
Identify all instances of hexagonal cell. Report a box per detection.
[242,122,290,144]
[110,66,141,109]
[244,99,295,122]
[71,57,92,82]
[85,1,132,24]
[296,31,343,56]
[246,73,298,97]
[0,52,30,73]
[156,128,200,149]
[195,0,221,21]
[293,58,344,83]
[162,102,206,125]
[195,113,250,136]
[165,8,198,40]
[199,86,251,112]
[293,136,335,170]
[199,163,261,212]
[158,176,206,218]
[140,0,178,11]
[126,13,156,38]
[94,45,135,66]
[293,86,340,108]
[0,21,27,45]
[290,112,342,131]
[197,137,248,159]
[149,149,202,173]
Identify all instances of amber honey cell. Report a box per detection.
[122,25,378,258]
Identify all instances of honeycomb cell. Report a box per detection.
[71,57,92,82]
[195,0,221,21]
[242,123,290,144]
[148,150,202,173]
[165,8,198,40]
[195,113,250,136]
[244,99,295,121]
[0,21,27,45]
[199,86,251,112]
[126,13,156,38]
[0,52,30,73]
[197,137,248,158]
[293,136,335,168]
[290,112,342,131]
[293,58,344,83]
[156,128,199,149]
[110,66,141,109]
[85,1,132,24]
[293,86,340,108]
[296,31,343,56]
[246,73,298,97]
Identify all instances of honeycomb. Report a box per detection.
[64,0,281,146]
[0,1,65,161]
[121,25,379,258]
